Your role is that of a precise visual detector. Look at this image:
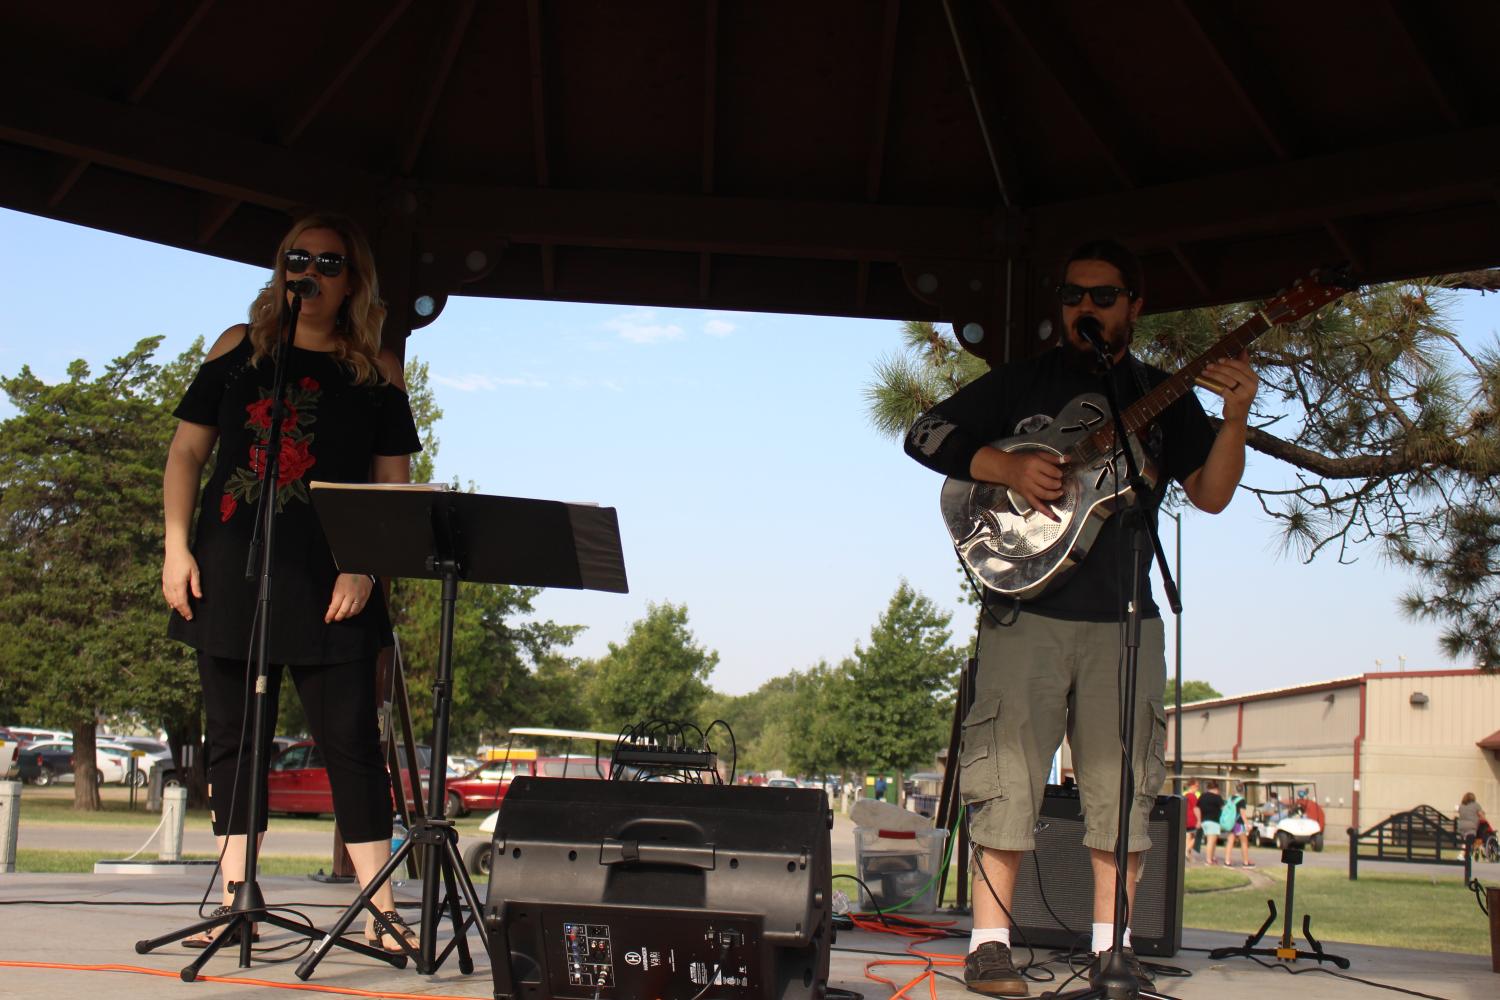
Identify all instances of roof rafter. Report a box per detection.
[941,0,1022,207]
[866,0,901,202]
[699,0,719,298]
[1376,0,1469,127]
[987,0,1135,188]
[280,0,414,146]
[401,0,477,175]
[526,0,551,187]
[1173,0,1365,270]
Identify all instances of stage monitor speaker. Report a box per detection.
[484,777,833,1000]
[1007,783,1184,957]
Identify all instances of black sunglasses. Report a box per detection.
[1056,283,1132,308]
[283,249,347,278]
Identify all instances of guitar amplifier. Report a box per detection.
[1006,784,1184,957]
[484,777,833,1000]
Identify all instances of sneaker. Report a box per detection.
[964,941,1028,997]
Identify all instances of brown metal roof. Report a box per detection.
[2,2,1497,360]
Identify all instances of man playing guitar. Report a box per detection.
[904,239,1256,995]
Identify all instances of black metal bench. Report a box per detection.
[1347,805,1473,881]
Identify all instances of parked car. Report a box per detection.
[443,752,539,817]
[16,741,126,785]
[0,730,20,779]
[266,740,432,817]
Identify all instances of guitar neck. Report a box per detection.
[1121,308,1275,436]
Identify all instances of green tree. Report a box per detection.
[588,602,717,729]
[1173,679,1221,704]
[867,277,1500,667]
[841,583,962,782]
[0,337,201,809]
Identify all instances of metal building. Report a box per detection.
[1165,669,1499,842]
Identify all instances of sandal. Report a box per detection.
[182,906,261,948]
[366,910,418,954]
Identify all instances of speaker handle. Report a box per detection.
[599,839,716,870]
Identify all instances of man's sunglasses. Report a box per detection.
[1056,283,1133,308]
[283,249,347,278]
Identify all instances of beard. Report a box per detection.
[1061,318,1133,372]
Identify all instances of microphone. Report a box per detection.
[1075,315,1112,367]
[286,276,320,299]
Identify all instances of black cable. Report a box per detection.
[685,941,730,1000]
[1468,877,1488,916]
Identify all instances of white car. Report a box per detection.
[98,741,164,787]
[25,740,128,785]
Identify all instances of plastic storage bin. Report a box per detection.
[853,825,948,913]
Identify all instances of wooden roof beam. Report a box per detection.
[50,0,216,210]
[699,0,719,298]
[1376,0,1469,127]
[941,0,1022,207]
[866,0,901,202]
[1173,0,1363,269]
[987,0,1135,189]
[0,74,382,215]
[1032,124,1500,252]
[401,0,476,176]
[280,0,414,146]
[526,0,551,187]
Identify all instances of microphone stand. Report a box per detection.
[137,292,404,979]
[1049,325,1176,1000]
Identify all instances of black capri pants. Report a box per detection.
[198,652,392,843]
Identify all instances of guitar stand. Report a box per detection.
[1207,847,1350,969]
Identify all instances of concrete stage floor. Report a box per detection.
[0,872,1490,1000]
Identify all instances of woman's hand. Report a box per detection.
[162,546,203,620]
[326,572,375,623]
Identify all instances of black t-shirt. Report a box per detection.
[167,336,422,664]
[1197,791,1226,825]
[904,347,1217,621]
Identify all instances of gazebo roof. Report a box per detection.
[2,2,1497,359]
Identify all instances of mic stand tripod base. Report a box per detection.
[134,878,405,981]
[1047,949,1171,1000]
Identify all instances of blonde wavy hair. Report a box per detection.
[245,212,386,385]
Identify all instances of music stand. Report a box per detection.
[293,484,627,981]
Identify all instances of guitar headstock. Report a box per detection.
[1264,265,1358,325]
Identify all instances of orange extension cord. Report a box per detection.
[847,911,965,1000]
[6,914,967,1000]
[0,960,490,1000]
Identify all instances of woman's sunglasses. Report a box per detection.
[283,249,347,278]
[1056,283,1132,308]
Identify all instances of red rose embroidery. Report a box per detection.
[246,397,297,430]
[299,376,319,391]
[250,436,317,487]
[219,493,237,522]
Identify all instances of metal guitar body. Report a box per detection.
[939,393,1156,600]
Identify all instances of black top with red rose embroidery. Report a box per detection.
[167,335,422,664]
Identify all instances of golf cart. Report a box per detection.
[461,726,621,877]
[1242,778,1325,851]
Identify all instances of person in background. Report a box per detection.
[1183,777,1202,863]
[1197,780,1225,865]
[1458,792,1487,858]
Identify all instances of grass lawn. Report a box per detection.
[1183,866,1488,955]
[1184,865,1250,892]
[17,849,340,876]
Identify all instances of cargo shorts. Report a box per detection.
[959,611,1168,854]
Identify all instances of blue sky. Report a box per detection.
[0,208,1492,697]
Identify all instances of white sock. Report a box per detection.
[1090,922,1134,952]
[969,927,1011,953]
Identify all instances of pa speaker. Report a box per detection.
[484,777,833,1000]
[1006,783,1184,957]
